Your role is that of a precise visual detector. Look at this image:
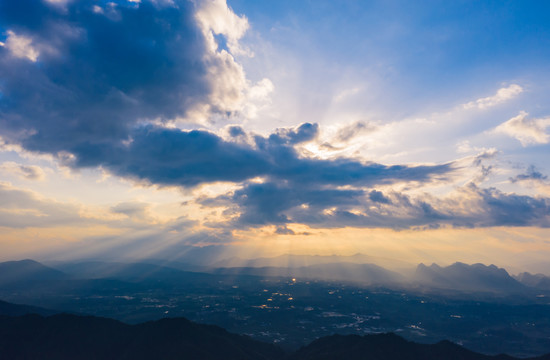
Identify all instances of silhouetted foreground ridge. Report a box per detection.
[0,313,283,360]
[290,333,534,360]
[2,311,550,360]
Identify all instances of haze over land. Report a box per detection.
[3,257,550,357]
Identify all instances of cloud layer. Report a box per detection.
[0,0,248,153]
[207,181,550,230]
[494,111,550,146]
[0,1,452,188]
[1,0,549,238]
[463,84,523,110]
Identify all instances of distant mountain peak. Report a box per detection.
[0,259,67,287]
[414,261,524,294]
[515,271,550,290]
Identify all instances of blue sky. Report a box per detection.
[232,0,550,118]
[0,0,549,272]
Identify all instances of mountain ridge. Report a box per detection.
[289,332,529,360]
[0,299,58,317]
[0,259,68,287]
[414,262,526,293]
[0,312,284,360]
[515,272,550,291]
[2,259,544,295]
[1,309,549,360]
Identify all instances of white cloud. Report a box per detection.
[463,84,523,110]
[333,87,361,103]
[204,49,247,113]
[242,78,274,119]
[509,166,550,196]
[3,30,40,62]
[43,0,71,8]
[92,5,104,13]
[455,140,497,157]
[0,162,46,181]
[44,0,70,4]
[195,0,251,56]
[150,0,176,7]
[181,0,276,125]
[456,140,474,154]
[494,111,550,146]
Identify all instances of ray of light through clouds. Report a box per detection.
[0,0,550,272]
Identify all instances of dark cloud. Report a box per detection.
[274,159,450,188]
[233,183,450,229]
[275,226,295,235]
[210,181,550,230]
[0,0,209,154]
[90,126,271,186]
[8,0,543,233]
[229,181,365,226]
[369,190,391,204]
[52,122,450,188]
[253,131,451,188]
[474,185,550,227]
[228,126,246,138]
[510,165,548,183]
[335,121,377,142]
[268,123,319,145]
[0,0,452,192]
[0,0,448,190]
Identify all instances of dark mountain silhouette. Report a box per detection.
[414,262,526,293]
[53,261,212,281]
[14,259,533,294]
[0,299,57,317]
[0,259,67,287]
[50,261,261,288]
[515,272,550,291]
[1,301,550,360]
[288,332,538,360]
[51,259,403,285]
[0,313,284,360]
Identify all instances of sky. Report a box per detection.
[1,0,550,272]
